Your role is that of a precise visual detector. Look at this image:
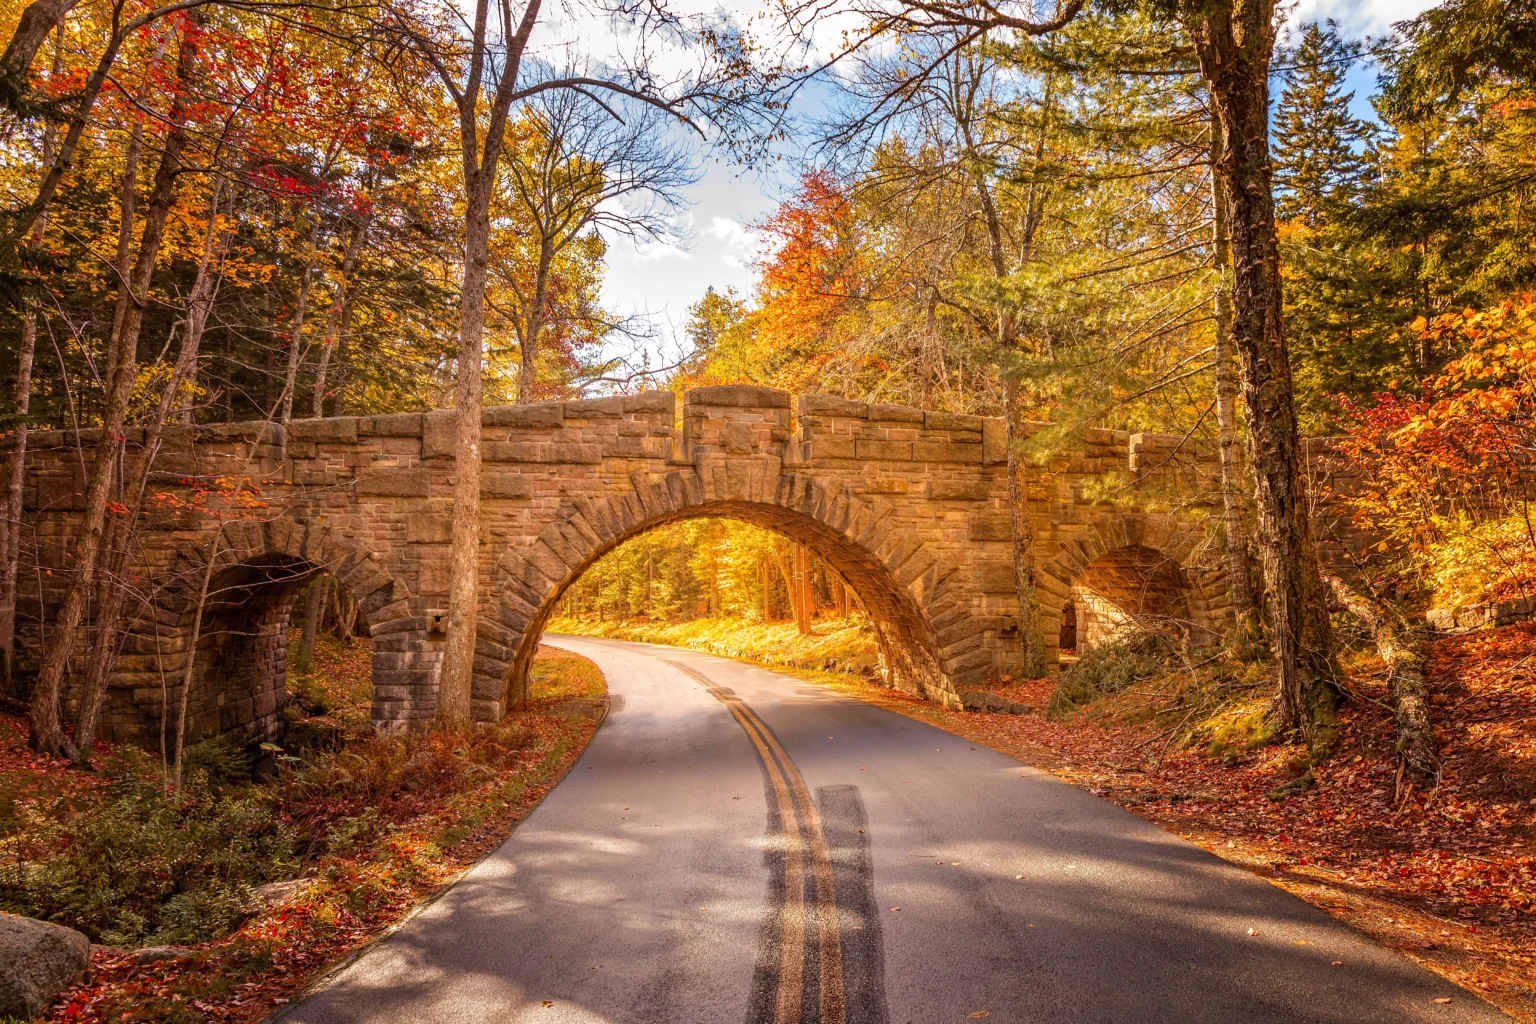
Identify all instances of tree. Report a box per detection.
[1272,21,1372,226]
[388,0,774,724]
[27,10,205,755]
[1186,0,1337,742]
[491,91,691,403]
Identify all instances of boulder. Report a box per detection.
[132,945,194,966]
[253,877,316,911]
[0,913,91,1018]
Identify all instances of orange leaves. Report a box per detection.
[739,169,870,390]
[1333,294,1536,604]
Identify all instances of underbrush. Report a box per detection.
[549,614,881,675]
[0,638,608,1023]
[1045,625,1277,759]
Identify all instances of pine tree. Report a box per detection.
[1273,21,1374,226]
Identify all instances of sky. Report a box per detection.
[595,0,1446,369]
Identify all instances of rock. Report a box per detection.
[956,689,1034,715]
[253,877,316,911]
[133,945,194,966]
[0,912,91,1019]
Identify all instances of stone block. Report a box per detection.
[810,436,857,460]
[913,440,983,463]
[869,403,924,424]
[355,468,430,497]
[564,396,626,418]
[723,421,756,453]
[288,417,358,443]
[967,515,1010,541]
[982,418,1008,464]
[979,564,1016,593]
[855,438,911,460]
[685,384,792,408]
[360,412,424,437]
[422,410,457,459]
[481,473,533,499]
[925,411,983,432]
[483,403,564,429]
[925,480,990,501]
[799,394,869,418]
[624,391,675,414]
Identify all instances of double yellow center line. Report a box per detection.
[667,660,847,1024]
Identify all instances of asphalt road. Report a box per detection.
[279,634,1509,1024]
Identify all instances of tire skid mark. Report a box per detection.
[666,659,875,1024]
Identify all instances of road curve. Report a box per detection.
[278,635,1507,1024]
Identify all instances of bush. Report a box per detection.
[0,747,299,946]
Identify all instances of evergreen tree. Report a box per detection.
[1273,21,1373,226]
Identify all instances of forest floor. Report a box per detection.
[558,614,1536,1022]
[0,640,607,1024]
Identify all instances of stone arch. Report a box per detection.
[481,463,979,717]
[107,516,425,747]
[1038,513,1228,659]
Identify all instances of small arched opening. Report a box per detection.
[1065,544,1192,653]
[112,528,417,750]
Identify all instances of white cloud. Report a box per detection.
[703,216,764,269]
[1288,0,1439,37]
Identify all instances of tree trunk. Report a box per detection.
[1,26,61,692]
[518,244,553,404]
[0,311,36,692]
[27,17,199,755]
[278,265,311,434]
[310,213,370,418]
[438,179,491,725]
[761,554,771,623]
[793,545,812,635]
[1004,377,1047,676]
[1209,108,1260,636]
[1192,0,1336,743]
[296,576,324,671]
[172,521,222,796]
[969,115,1050,678]
[0,0,79,109]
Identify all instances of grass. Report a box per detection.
[548,614,880,676]
[0,637,607,1024]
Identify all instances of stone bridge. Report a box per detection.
[14,385,1284,748]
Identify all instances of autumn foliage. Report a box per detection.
[1336,295,1536,605]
